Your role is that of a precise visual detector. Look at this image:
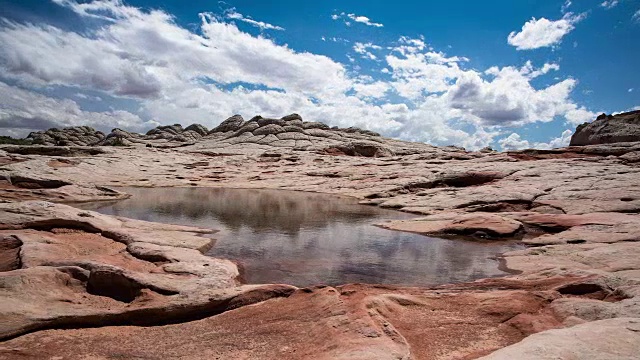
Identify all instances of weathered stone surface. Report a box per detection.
[0,264,295,340]
[323,141,393,157]
[1,145,106,157]
[145,124,207,143]
[0,280,578,360]
[282,125,306,133]
[302,121,330,130]
[147,124,184,136]
[571,110,640,146]
[2,113,640,358]
[257,117,286,127]
[342,126,380,137]
[209,115,245,133]
[253,124,285,136]
[305,128,332,138]
[479,318,640,360]
[380,212,524,239]
[281,113,303,122]
[97,128,139,146]
[231,121,259,136]
[184,124,208,136]
[87,266,144,302]
[0,236,21,272]
[0,201,296,340]
[6,174,71,189]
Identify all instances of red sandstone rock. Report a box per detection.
[379,212,523,239]
[0,126,640,358]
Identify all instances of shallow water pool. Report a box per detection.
[78,187,523,287]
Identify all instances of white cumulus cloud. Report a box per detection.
[499,129,573,151]
[507,13,586,50]
[0,81,157,137]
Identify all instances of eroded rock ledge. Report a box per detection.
[0,201,295,340]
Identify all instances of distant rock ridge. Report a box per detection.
[194,114,407,157]
[27,126,106,147]
[13,114,482,158]
[22,114,387,152]
[26,122,212,147]
[207,113,380,137]
[570,110,640,146]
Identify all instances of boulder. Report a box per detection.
[280,113,303,122]
[230,121,260,137]
[95,128,141,146]
[282,125,306,133]
[570,110,640,146]
[341,126,379,136]
[146,124,184,137]
[209,115,245,134]
[257,118,286,127]
[302,122,330,130]
[184,124,209,136]
[178,130,203,142]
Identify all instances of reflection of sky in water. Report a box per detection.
[79,187,524,287]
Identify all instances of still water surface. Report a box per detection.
[79,187,523,287]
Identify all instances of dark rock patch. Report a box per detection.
[556,281,616,301]
[281,113,303,122]
[8,175,72,189]
[3,146,105,157]
[0,235,22,272]
[302,122,330,130]
[461,200,533,213]
[322,141,392,157]
[397,172,505,194]
[87,268,143,303]
[257,117,286,127]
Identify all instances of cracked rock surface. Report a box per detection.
[1,113,640,359]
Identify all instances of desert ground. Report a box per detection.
[1,112,639,359]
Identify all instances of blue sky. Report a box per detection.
[0,0,638,150]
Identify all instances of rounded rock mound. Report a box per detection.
[570,110,640,146]
[209,115,245,134]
